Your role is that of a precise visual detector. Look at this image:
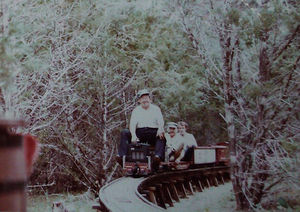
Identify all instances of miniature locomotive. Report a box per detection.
[122,143,154,176]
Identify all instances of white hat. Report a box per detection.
[167,122,177,129]
[136,89,150,100]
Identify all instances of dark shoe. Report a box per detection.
[154,155,161,163]
[116,155,122,166]
[152,155,161,171]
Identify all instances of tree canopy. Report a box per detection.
[0,0,299,209]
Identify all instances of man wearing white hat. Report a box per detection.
[117,89,165,166]
[165,122,183,162]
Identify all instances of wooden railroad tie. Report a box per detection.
[145,186,157,205]
[161,181,174,207]
[187,178,194,195]
[175,178,188,199]
[217,171,225,185]
[169,180,180,202]
[154,183,167,209]
[192,177,203,192]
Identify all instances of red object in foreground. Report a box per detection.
[24,134,39,176]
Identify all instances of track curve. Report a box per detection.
[99,177,165,212]
[99,166,230,212]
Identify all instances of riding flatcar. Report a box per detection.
[193,144,229,166]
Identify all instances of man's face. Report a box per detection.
[168,127,176,138]
[178,125,186,136]
[138,95,151,109]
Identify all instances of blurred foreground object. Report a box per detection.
[0,119,39,212]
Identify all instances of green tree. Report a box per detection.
[173,0,299,209]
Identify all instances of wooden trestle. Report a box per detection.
[95,166,230,211]
[137,166,230,209]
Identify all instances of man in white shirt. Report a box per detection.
[117,89,165,166]
[176,121,198,161]
[165,122,183,162]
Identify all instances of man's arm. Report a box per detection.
[189,134,197,147]
[174,143,184,161]
[156,107,165,139]
[173,135,184,162]
[129,108,138,142]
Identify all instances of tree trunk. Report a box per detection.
[259,44,271,82]
[221,35,251,210]
[250,173,268,205]
[0,88,5,112]
[102,83,108,164]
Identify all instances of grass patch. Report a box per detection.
[27,191,97,212]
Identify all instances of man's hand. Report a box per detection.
[158,132,164,139]
[169,155,175,162]
[174,158,180,164]
[131,137,139,144]
[157,129,165,139]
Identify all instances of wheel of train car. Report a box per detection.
[131,164,141,177]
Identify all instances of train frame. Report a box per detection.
[122,142,229,176]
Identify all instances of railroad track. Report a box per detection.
[95,166,230,212]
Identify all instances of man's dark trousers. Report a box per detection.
[181,146,195,161]
[118,128,165,159]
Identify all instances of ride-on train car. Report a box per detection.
[122,143,153,176]
[215,142,230,165]
[193,144,229,166]
[194,146,217,164]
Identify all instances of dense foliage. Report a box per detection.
[0,0,299,210]
[171,0,299,210]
